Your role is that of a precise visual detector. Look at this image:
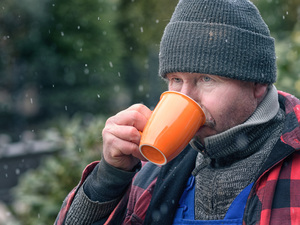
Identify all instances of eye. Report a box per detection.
[173,77,182,83]
[166,75,182,84]
[202,76,211,82]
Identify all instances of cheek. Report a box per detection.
[203,89,256,132]
[200,95,227,123]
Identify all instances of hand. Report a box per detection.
[102,104,152,171]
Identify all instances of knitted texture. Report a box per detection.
[192,87,285,220]
[65,186,120,224]
[159,0,277,84]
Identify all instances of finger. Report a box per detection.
[127,104,152,120]
[110,140,145,161]
[103,132,146,169]
[109,107,151,132]
[104,123,142,145]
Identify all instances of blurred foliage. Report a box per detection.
[275,29,300,95]
[11,114,105,225]
[253,0,300,96]
[0,0,299,140]
[113,0,175,104]
[0,0,126,140]
[0,0,174,141]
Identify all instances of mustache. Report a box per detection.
[203,118,215,128]
[200,107,215,128]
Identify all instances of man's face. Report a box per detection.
[166,72,262,143]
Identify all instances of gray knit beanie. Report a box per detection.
[159,0,277,84]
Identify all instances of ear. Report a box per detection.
[253,83,268,100]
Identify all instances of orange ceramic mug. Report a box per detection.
[139,91,206,165]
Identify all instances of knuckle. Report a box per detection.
[128,127,139,140]
[105,116,115,126]
[102,125,111,137]
[129,110,140,121]
[130,103,146,112]
[109,149,119,158]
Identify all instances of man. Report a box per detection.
[55,0,300,224]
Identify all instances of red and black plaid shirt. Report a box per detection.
[243,91,300,225]
[56,91,300,225]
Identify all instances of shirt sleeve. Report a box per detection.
[62,159,141,224]
[83,159,141,202]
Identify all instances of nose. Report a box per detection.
[179,83,192,96]
[179,84,199,103]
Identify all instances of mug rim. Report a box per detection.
[139,144,167,166]
[160,91,206,119]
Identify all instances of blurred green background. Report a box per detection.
[0,0,299,224]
